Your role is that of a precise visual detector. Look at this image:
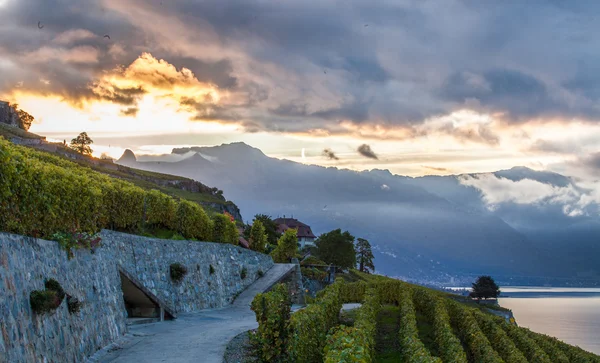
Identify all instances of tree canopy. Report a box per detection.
[249,220,268,253]
[355,238,375,273]
[212,213,238,244]
[315,229,356,269]
[470,275,501,300]
[253,214,280,245]
[70,132,93,155]
[271,228,298,263]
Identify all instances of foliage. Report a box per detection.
[500,320,553,363]
[271,229,298,263]
[301,267,327,281]
[30,290,61,314]
[175,199,212,241]
[16,108,34,131]
[473,310,527,363]
[51,230,101,259]
[212,213,238,244]
[315,229,356,269]
[209,264,215,274]
[145,189,177,229]
[69,132,94,155]
[446,300,503,363]
[257,269,264,278]
[249,220,268,253]
[170,263,188,283]
[323,288,380,363]
[250,284,291,362]
[355,238,375,273]
[397,288,442,363]
[241,267,247,279]
[0,138,219,242]
[300,256,327,266]
[470,276,500,300]
[412,288,468,363]
[288,280,342,362]
[44,279,66,303]
[253,214,281,245]
[67,295,82,314]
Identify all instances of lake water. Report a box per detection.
[498,287,600,355]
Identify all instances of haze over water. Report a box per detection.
[499,287,600,355]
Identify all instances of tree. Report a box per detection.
[16,108,34,131]
[470,276,501,300]
[253,214,281,246]
[355,238,375,273]
[271,229,298,263]
[212,213,238,244]
[249,220,268,253]
[70,132,93,155]
[315,229,356,269]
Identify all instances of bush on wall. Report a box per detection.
[170,263,188,283]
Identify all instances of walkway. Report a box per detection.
[93,264,295,363]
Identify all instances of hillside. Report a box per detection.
[251,273,600,362]
[0,137,239,244]
[0,122,242,221]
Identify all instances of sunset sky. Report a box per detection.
[2,0,600,178]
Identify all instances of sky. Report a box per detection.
[2,0,600,178]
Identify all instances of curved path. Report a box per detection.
[93,264,295,363]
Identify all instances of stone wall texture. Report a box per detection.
[0,101,20,129]
[0,230,274,363]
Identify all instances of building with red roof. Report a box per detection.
[273,217,317,249]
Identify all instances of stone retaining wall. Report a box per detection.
[0,230,273,362]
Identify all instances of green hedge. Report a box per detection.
[446,300,503,363]
[473,311,527,363]
[323,288,380,363]
[499,320,552,363]
[250,283,291,362]
[413,289,468,363]
[398,288,442,363]
[288,280,343,362]
[523,328,569,363]
[0,138,226,242]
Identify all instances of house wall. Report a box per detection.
[0,230,273,363]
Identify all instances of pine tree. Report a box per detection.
[355,238,375,273]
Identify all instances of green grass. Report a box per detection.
[375,305,402,363]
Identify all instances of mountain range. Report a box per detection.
[118,142,600,286]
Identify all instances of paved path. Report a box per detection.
[94,264,295,363]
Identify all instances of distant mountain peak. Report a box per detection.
[118,149,137,163]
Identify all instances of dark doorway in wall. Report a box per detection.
[118,269,175,323]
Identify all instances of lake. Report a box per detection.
[498,287,600,355]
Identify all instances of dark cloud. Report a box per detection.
[357,144,378,159]
[120,107,139,117]
[581,152,600,172]
[423,166,448,172]
[322,148,339,160]
[3,0,600,133]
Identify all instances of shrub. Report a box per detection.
[170,263,188,283]
[241,267,247,279]
[209,264,215,274]
[300,256,326,266]
[257,269,264,278]
[51,230,102,259]
[250,284,291,362]
[301,267,327,281]
[499,319,553,363]
[176,200,212,241]
[473,310,527,363]
[67,295,82,314]
[212,213,239,244]
[323,288,380,362]
[288,280,343,362]
[44,279,66,303]
[30,290,61,314]
[0,138,214,242]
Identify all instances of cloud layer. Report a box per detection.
[3,0,600,141]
